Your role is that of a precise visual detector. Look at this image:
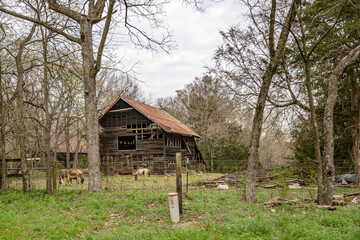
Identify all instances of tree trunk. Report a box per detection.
[16,49,31,195]
[323,44,360,205]
[296,7,324,204]
[0,111,5,193]
[41,27,52,194]
[243,0,299,202]
[243,71,274,202]
[14,26,37,195]
[304,62,324,203]
[53,135,59,191]
[0,57,6,193]
[81,21,102,192]
[210,146,214,172]
[73,136,81,169]
[350,68,360,186]
[353,109,360,186]
[65,118,70,169]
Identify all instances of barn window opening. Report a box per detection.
[143,134,151,140]
[118,136,136,150]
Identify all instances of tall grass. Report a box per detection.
[0,173,359,239]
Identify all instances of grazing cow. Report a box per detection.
[134,168,150,180]
[59,169,84,186]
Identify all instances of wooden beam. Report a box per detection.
[5,158,40,162]
[182,136,191,154]
[5,158,21,162]
[0,174,22,178]
[108,107,134,113]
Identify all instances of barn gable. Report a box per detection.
[99,96,204,175]
[100,97,200,138]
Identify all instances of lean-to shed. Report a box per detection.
[99,96,204,175]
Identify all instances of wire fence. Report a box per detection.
[3,158,357,192]
[201,159,356,175]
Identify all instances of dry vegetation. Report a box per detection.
[1,172,360,239]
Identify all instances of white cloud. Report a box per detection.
[113,0,247,101]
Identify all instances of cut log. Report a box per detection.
[316,205,336,211]
[343,192,360,197]
[264,197,306,209]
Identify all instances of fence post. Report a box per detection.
[186,158,189,193]
[176,152,183,214]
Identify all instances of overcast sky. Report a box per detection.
[113,0,247,101]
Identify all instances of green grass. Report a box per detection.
[1,173,360,239]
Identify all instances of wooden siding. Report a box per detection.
[99,99,203,175]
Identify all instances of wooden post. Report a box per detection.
[106,153,110,176]
[176,152,183,214]
[186,158,189,193]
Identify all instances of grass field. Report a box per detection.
[1,173,359,239]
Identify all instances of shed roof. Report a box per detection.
[51,137,87,154]
[100,96,200,138]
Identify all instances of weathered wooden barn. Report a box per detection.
[99,96,204,175]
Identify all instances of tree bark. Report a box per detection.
[243,0,299,202]
[353,109,360,186]
[297,10,324,203]
[323,44,360,205]
[304,61,324,203]
[81,20,102,192]
[0,56,6,193]
[15,26,36,194]
[73,136,81,169]
[52,135,59,191]
[350,68,360,186]
[65,116,70,169]
[41,27,53,194]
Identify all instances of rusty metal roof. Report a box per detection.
[101,96,200,138]
[51,137,87,153]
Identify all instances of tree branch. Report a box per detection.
[46,0,83,22]
[94,0,115,74]
[0,6,81,44]
[307,0,347,60]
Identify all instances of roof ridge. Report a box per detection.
[101,96,200,138]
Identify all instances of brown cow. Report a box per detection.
[59,169,84,186]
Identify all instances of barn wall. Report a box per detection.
[100,100,166,175]
[164,134,201,173]
[99,99,202,175]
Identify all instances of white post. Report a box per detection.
[168,192,180,223]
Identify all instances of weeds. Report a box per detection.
[0,173,359,239]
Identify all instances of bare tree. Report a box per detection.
[41,27,53,194]
[242,0,299,202]
[289,0,347,204]
[0,0,175,192]
[323,44,360,205]
[0,18,35,193]
[0,23,6,191]
[97,68,145,111]
[0,52,5,193]
[14,25,37,194]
